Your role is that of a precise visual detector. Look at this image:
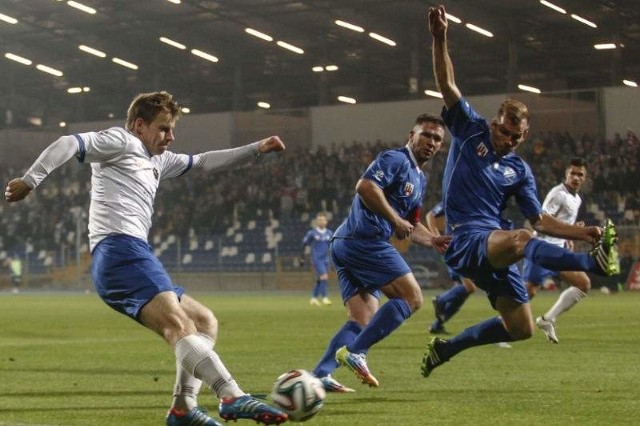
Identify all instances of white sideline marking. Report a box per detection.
[0,337,151,348]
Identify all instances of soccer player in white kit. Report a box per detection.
[5,91,288,426]
[522,158,591,344]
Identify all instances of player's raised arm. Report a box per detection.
[428,5,462,109]
[192,135,285,172]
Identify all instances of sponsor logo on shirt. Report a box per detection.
[153,167,159,180]
[503,166,516,180]
[403,182,414,196]
[476,142,489,157]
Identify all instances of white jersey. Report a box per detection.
[22,126,259,251]
[538,183,582,247]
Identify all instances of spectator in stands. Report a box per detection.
[5,91,288,426]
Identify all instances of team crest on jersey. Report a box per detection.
[503,166,516,179]
[153,167,159,180]
[476,142,489,157]
[374,169,385,181]
[403,182,415,196]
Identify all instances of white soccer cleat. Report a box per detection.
[536,316,559,344]
[309,297,321,306]
[493,342,512,349]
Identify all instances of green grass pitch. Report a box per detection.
[1,290,639,425]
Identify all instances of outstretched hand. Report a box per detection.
[428,5,448,38]
[5,178,31,203]
[257,136,286,154]
[432,235,451,254]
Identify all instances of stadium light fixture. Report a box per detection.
[369,33,396,47]
[166,0,181,4]
[181,107,190,113]
[245,28,273,42]
[571,14,597,28]
[445,13,462,24]
[0,13,18,24]
[539,0,566,14]
[160,37,186,50]
[67,87,83,94]
[257,102,271,109]
[191,49,218,62]
[424,90,443,98]
[112,57,138,70]
[66,1,97,15]
[337,96,356,104]
[325,65,339,71]
[623,80,638,88]
[465,23,494,38]
[276,41,304,54]
[79,44,106,58]
[594,43,616,50]
[312,66,324,72]
[518,84,541,94]
[5,53,32,65]
[36,64,63,77]
[59,122,67,127]
[334,20,364,33]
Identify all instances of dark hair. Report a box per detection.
[125,91,181,130]
[416,113,446,128]
[569,157,587,168]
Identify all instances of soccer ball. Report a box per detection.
[271,369,326,422]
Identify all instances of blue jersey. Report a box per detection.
[334,147,426,241]
[441,98,541,230]
[302,228,333,263]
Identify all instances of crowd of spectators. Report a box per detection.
[0,129,638,273]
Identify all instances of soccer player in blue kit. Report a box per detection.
[421,5,620,377]
[301,212,333,306]
[310,113,451,392]
[5,91,288,426]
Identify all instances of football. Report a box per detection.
[271,369,326,422]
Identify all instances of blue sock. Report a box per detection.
[440,284,469,321]
[313,320,362,377]
[524,239,597,272]
[318,279,328,297]
[312,280,321,298]
[440,317,513,360]
[349,299,412,354]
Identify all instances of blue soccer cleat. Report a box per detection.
[219,395,288,425]
[166,407,223,426]
[319,375,355,393]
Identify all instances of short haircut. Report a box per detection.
[497,99,529,126]
[569,157,587,168]
[415,113,446,128]
[125,91,181,130]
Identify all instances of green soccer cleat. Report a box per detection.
[335,346,379,387]
[421,337,448,378]
[219,395,288,425]
[590,218,620,276]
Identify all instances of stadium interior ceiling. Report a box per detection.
[1,0,639,127]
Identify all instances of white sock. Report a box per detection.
[171,333,215,411]
[175,334,244,399]
[544,287,587,322]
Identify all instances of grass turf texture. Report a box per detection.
[1,290,639,425]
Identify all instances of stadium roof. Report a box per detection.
[1,0,639,126]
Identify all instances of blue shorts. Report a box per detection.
[445,226,528,308]
[91,234,184,321]
[330,237,410,303]
[446,266,464,283]
[521,258,558,286]
[312,258,330,276]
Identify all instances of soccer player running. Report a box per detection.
[421,5,620,378]
[427,202,513,348]
[524,158,592,343]
[310,114,451,392]
[5,91,288,426]
[301,212,333,306]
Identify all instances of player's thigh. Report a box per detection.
[495,297,534,340]
[558,270,591,292]
[345,292,380,326]
[180,294,218,337]
[486,229,533,269]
